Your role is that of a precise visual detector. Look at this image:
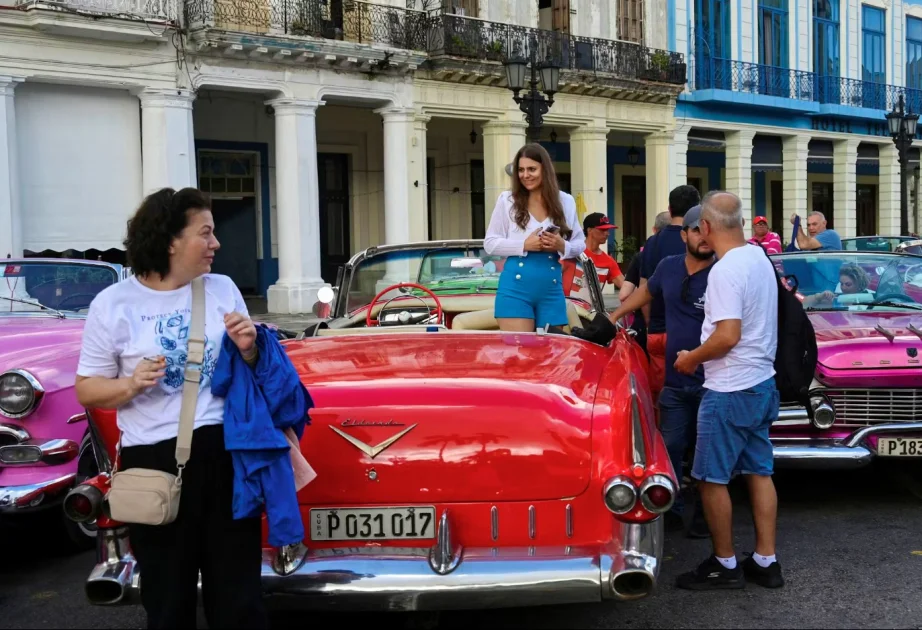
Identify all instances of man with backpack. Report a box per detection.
[671,191,785,591]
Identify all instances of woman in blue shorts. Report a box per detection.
[484,143,585,332]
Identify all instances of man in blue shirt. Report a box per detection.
[609,205,714,537]
[790,211,842,250]
[639,185,701,406]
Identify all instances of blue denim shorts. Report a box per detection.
[494,253,568,328]
[691,377,780,484]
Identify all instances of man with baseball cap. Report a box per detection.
[748,216,782,254]
[562,212,624,302]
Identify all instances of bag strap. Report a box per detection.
[174,276,205,472]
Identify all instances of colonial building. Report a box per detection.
[0,0,686,313]
[670,0,922,241]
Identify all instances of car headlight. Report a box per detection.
[810,395,836,430]
[0,370,44,419]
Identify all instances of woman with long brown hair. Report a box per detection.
[484,143,585,332]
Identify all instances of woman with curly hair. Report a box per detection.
[74,187,267,629]
[484,143,585,331]
[802,261,872,308]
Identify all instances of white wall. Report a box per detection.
[15,83,142,253]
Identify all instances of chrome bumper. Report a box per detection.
[773,421,922,469]
[0,473,77,513]
[85,515,665,611]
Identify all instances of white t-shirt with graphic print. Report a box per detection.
[76,274,248,448]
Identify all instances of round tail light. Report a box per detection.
[639,474,675,514]
[603,476,637,514]
[63,484,104,523]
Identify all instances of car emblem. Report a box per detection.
[329,423,417,459]
[909,348,919,359]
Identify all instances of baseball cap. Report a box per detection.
[683,205,702,230]
[754,215,768,225]
[583,213,617,231]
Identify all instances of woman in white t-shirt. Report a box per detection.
[75,187,267,629]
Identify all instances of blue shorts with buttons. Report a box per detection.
[494,253,568,328]
[691,377,780,485]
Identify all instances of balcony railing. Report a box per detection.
[428,12,686,85]
[16,0,176,21]
[693,56,922,113]
[185,0,429,50]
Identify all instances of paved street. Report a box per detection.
[2,462,921,630]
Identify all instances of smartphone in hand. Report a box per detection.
[543,225,560,234]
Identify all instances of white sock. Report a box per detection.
[752,553,776,568]
[716,555,737,570]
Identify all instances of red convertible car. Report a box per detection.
[65,240,677,611]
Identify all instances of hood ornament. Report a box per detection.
[330,423,417,459]
[908,323,922,342]
[875,323,896,343]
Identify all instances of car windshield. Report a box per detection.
[770,251,922,312]
[842,237,910,252]
[345,246,504,314]
[0,261,119,315]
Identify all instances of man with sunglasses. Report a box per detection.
[606,205,714,537]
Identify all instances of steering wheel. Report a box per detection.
[366,283,444,328]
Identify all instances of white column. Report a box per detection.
[670,124,690,192]
[411,114,430,241]
[266,98,328,314]
[782,134,810,227]
[482,120,527,213]
[644,131,674,229]
[139,89,197,194]
[833,138,860,238]
[724,130,756,237]
[375,106,428,245]
[878,143,901,237]
[569,125,609,220]
[0,76,23,259]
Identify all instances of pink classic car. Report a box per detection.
[769,250,922,468]
[0,258,128,547]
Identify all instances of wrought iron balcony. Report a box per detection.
[692,56,922,114]
[427,12,686,85]
[185,0,429,51]
[16,0,176,22]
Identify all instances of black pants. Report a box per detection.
[121,424,268,630]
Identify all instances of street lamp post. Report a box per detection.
[886,93,919,236]
[503,42,562,143]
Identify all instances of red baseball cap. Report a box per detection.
[754,216,768,225]
[584,213,617,230]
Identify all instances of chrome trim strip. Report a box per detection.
[0,423,30,444]
[67,413,87,425]
[565,504,573,538]
[845,421,922,447]
[528,505,536,539]
[0,473,77,512]
[628,374,647,470]
[0,369,44,419]
[490,506,498,541]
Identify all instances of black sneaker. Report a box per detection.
[742,553,785,588]
[675,555,745,591]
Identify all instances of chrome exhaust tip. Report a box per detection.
[86,527,141,606]
[611,569,655,600]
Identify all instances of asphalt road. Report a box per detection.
[2,462,921,630]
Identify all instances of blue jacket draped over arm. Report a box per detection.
[211,325,313,548]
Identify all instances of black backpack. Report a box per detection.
[760,247,818,406]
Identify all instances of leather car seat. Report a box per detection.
[450,301,583,331]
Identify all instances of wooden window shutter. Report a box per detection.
[552,0,569,33]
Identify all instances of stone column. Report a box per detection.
[569,125,609,219]
[411,113,430,241]
[833,138,860,238]
[482,120,527,218]
[265,98,328,314]
[375,107,427,245]
[782,134,810,228]
[139,88,197,194]
[644,131,674,230]
[878,143,901,236]
[724,130,756,236]
[0,76,23,259]
[671,125,691,192]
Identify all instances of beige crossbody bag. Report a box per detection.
[106,276,205,526]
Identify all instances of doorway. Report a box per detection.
[470,159,485,239]
[318,153,351,284]
[770,180,784,235]
[621,175,647,254]
[812,182,834,229]
[856,184,878,236]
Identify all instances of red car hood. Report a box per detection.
[808,311,922,370]
[283,333,608,504]
[0,315,85,374]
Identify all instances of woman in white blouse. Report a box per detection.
[484,143,586,332]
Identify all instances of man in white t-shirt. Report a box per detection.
[672,191,783,592]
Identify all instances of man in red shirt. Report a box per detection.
[748,216,782,254]
[562,213,624,301]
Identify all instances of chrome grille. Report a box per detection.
[826,389,922,426]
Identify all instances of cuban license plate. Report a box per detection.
[877,437,922,457]
[309,506,437,541]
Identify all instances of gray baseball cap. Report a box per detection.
[683,205,702,230]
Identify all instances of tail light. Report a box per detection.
[603,476,638,514]
[63,475,109,523]
[638,474,676,514]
